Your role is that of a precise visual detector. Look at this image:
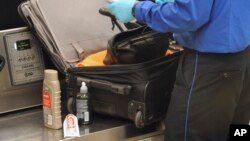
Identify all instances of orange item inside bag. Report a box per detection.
[76,50,107,67]
[166,49,174,55]
[76,49,177,67]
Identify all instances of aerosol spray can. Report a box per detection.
[76,82,91,125]
[43,69,62,129]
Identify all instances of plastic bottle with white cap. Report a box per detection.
[43,69,62,129]
[76,81,91,125]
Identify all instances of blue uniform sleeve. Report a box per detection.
[134,0,214,33]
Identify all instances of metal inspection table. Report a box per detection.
[0,107,165,141]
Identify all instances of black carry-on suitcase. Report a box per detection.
[67,51,181,128]
[67,9,182,127]
[18,0,182,128]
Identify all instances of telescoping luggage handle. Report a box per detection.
[77,77,132,95]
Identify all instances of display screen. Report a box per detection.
[15,39,31,50]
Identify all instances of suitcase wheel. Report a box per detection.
[135,110,144,128]
[67,97,75,114]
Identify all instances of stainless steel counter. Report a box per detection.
[0,107,165,141]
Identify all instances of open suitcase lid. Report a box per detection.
[18,0,119,73]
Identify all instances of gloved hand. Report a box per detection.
[155,0,175,4]
[106,0,137,23]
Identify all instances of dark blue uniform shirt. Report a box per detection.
[135,0,250,53]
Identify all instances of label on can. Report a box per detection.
[43,87,51,108]
[66,114,75,128]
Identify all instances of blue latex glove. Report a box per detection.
[155,0,175,4]
[106,0,136,23]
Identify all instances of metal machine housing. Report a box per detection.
[0,27,44,113]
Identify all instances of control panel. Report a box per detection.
[4,31,44,85]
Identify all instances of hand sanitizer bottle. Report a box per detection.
[76,82,91,125]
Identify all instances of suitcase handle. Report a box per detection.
[77,77,132,95]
